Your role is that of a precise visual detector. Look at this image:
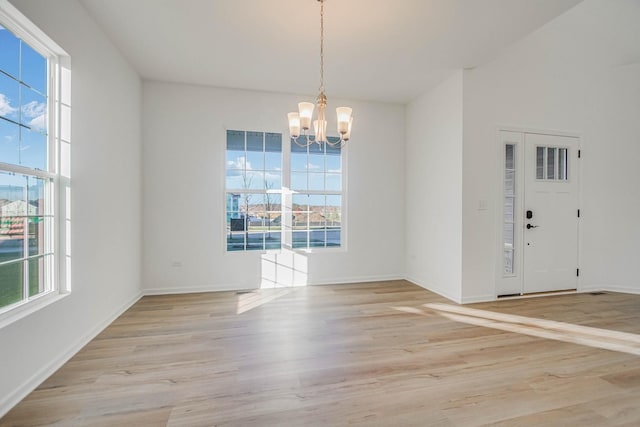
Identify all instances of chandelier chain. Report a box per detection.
[287,0,352,148]
[319,0,324,93]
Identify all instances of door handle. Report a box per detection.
[526,224,538,229]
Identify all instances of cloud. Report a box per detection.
[29,115,46,132]
[22,100,46,118]
[264,171,281,181]
[21,101,47,132]
[225,156,283,189]
[306,162,321,170]
[227,156,252,170]
[0,93,17,117]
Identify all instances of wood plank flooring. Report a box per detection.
[2,281,640,426]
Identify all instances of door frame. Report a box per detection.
[494,126,582,298]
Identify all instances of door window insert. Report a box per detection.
[536,145,569,181]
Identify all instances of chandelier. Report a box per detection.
[288,0,353,147]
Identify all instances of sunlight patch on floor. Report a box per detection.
[236,288,293,315]
[260,250,309,288]
[392,303,640,356]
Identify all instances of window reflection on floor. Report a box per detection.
[236,288,293,315]
[393,303,640,356]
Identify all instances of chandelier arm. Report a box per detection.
[324,138,346,148]
[291,134,315,148]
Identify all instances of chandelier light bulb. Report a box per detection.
[336,107,352,134]
[288,112,301,138]
[314,119,327,144]
[342,116,353,141]
[298,102,315,130]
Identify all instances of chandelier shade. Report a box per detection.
[288,0,353,147]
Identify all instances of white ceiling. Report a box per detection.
[80,0,582,104]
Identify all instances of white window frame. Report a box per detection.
[224,130,284,253]
[223,130,347,254]
[0,0,70,328]
[288,138,345,252]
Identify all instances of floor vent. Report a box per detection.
[235,290,254,295]
[589,292,606,295]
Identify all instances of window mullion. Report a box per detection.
[22,178,29,299]
[282,137,291,249]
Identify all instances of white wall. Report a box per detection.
[142,82,405,293]
[583,62,640,293]
[461,0,640,301]
[405,71,463,303]
[0,0,142,415]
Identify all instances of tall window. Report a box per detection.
[290,140,342,249]
[0,23,55,311]
[224,131,344,252]
[225,130,282,251]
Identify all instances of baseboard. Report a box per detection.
[0,291,143,419]
[580,284,640,295]
[308,274,405,286]
[144,284,252,295]
[461,294,496,304]
[143,275,406,296]
[404,275,462,304]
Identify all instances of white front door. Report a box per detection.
[523,133,579,293]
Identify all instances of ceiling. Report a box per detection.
[80,0,582,104]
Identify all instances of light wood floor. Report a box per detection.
[2,280,640,426]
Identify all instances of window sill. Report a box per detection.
[224,246,347,255]
[0,291,70,330]
[290,246,347,254]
